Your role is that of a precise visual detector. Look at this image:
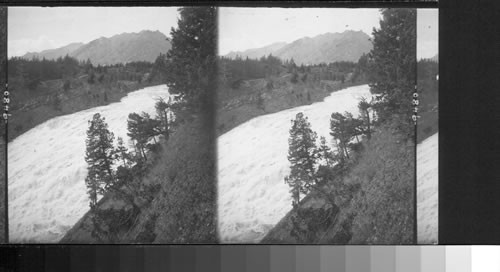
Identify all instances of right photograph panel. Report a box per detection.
[416,8,439,244]
[217,8,417,244]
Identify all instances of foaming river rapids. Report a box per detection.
[217,84,372,243]
[8,85,171,243]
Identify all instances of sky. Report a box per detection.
[220,8,439,59]
[417,9,439,60]
[219,8,383,56]
[8,7,180,57]
[8,7,438,60]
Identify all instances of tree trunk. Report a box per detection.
[163,111,170,141]
[365,109,371,140]
[100,146,114,182]
[141,146,147,161]
[344,144,350,160]
[132,139,137,153]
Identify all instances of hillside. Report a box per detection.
[8,66,163,141]
[217,54,369,135]
[217,72,365,136]
[22,30,171,65]
[224,30,372,65]
[218,85,372,243]
[261,122,414,244]
[60,117,216,243]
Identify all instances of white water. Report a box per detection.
[8,85,171,243]
[417,132,438,244]
[217,84,372,243]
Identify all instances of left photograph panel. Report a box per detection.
[7,7,217,243]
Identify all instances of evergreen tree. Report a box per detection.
[127,113,149,161]
[126,111,161,160]
[52,95,62,111]
[85,169,100,210]
[343,111,364,143]
[113,137,138,192]
[164,7,217,114]
[368,8,416,124]
[358,97,374,139]
[357,53,369,77]
[290,72,299,84]
[88,72,95,84]
[114,137,132,168]
[288,58,297,73]
[284,176,301,208]
[317,136,335,167]
[155,97,171,140]
[84,113,116,208]
[330,112,351,162]
[63,80,71,92]
[285,112,318,205]
[140,112,161,145]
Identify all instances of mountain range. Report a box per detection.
[22,30,171,65]
[225,30,373,65]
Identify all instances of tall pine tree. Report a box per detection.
[368,8,416,125]
[127,113,149,161]
[155,97,171,140]
[114,137,132,168]
[358,97,374,140]
[164,7,217,116]
[140,112,161,145]
[330,112,351,162]
[317,136,335,168]
[84,113,115,208]
[285,112,318,206]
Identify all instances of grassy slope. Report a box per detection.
[127,117,216,243]
[61,117,216,243]
[344,125,414,244]
[261,123,415,244]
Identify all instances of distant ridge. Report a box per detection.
[23,42,84,61]
[224,30,373,65]
[21,30,171,65]
[225,42,287,60]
